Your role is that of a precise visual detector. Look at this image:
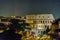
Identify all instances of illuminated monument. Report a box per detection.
[26,13,55,35]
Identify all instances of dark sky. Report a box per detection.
[0,0,60,19]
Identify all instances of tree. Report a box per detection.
[4,19,25,40]
[0,22,22,40]
[50,18,60,40]
[9,19,31,40]
[9,19,30,31]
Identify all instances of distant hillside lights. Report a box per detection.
[0,14,55,29]
[0,14,55,37]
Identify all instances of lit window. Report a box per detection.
[48,16,50,18]
[39,16,40,18]
[41,21,42,23]
[39,25,40,27]
[43,16,44,18]
[50,21,52,23]
[45,20,47,23]
[18,22,23,24]
[48,21,49,23]
[43,21,44,23]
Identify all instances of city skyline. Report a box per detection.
[0,0,60,19]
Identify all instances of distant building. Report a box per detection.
[26,13,55,35]
[26,14,54,29]
[1,18,8,22]
[10,16,26,20]
[0,16,7,22]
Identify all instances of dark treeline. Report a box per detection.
[0,19,30,40]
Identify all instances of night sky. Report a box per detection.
[0,0,60,19]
